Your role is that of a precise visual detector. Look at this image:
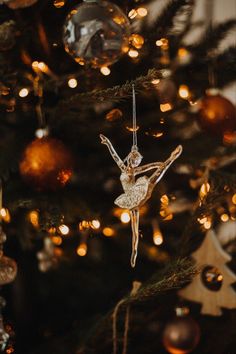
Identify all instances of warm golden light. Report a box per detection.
[51,236,62,245]
[29,210,39,228]
[68,78,78,88]
[232,194,236,205]
[128,49,139,58]
[0,208,11,223]
[198,216,208,225]
[221,214,229,222]
[137,7,148,17]
[59,224,70,235]
[204,220,212,229]
[130,34,144,49]
[100,66,111,76]
[54,0,65,8]
[156,38,168,48]
[32,61,39,69]
[128,9,137,19]
[103,227,115,237]
[35,128,49,139]
[153,232,163,246]
[79,220,90,231]
[77,243,87,257]
[160,103,172,112]
[120,211,130,223]
[200,182,210,198]
[161,194,169,204]
[38,62,47,71]
[19,88,29,98]
[91,219,100,229]
[178,47,189,58]
[151,79,160,85]
[178,85,190,99]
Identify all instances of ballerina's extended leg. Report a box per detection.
[130,208,140,268]
[149,145,182,186]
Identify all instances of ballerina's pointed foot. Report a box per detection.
[171,145,183,159]
[131,251,137,268]
[100,134,108,144]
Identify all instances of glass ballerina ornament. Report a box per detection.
[100,85,182,267]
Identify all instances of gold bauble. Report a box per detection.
[19,137,74,191]
[163,314,200,354]
[198,93,236,136]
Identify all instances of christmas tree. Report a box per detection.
[0,0,235,353]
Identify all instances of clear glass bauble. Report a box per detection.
[63,0,130,67]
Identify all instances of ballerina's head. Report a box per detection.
[125,146,143,168]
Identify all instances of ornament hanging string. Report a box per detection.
[112,281,141,354]
[132,84,138,150]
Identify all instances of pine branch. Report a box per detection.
[76,258,198,352]
[187,19,236,55]
[142,0,194,38]
[56,68,161,112]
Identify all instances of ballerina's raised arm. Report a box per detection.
[100,134,126,172]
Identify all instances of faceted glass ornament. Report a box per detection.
[0,256,17,286]
[63,0,130,67]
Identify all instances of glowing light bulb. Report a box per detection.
[232,194,236,205]
[153,232,163,245]
[59,224,70,235]
[68,78,78,88]
[35,127,49,139]
[19,88,29,98]
[200,183,210,198]
[91,219,100,229]
[38,62,47,71]
[100,66,111,76]
[128,49,139,58]
[54,0,65,8]
[128,9,137,19]
[151,79,160,85]
[178,85,190,99]
[130,34,144,49]
[103,227,115,237]
[0,208,11,223]
[51,236,62,245]
[120,211,130,223]
[29,210,39,228]
[204,220,212,229]
[221,214,229,222]
[77,243,87,256]
[137,7,148,17]
[160,103,172,112]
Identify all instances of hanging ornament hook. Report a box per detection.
[132,83,138,151]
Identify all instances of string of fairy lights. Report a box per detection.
[1,186,236,269]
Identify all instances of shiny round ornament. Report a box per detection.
[198,93,236,136]
[0,256,17,286]
[0,21,16,51]
[63,0,130,67]
[19,137,74,191]
[163,309,200,354]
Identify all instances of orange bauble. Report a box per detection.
[19,137,74,190]
[198,94,236,136]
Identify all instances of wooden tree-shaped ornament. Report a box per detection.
[179,230,236,316]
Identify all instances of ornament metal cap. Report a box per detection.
[175,306,190,317]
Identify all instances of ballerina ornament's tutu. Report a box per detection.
[100,134,182,267]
